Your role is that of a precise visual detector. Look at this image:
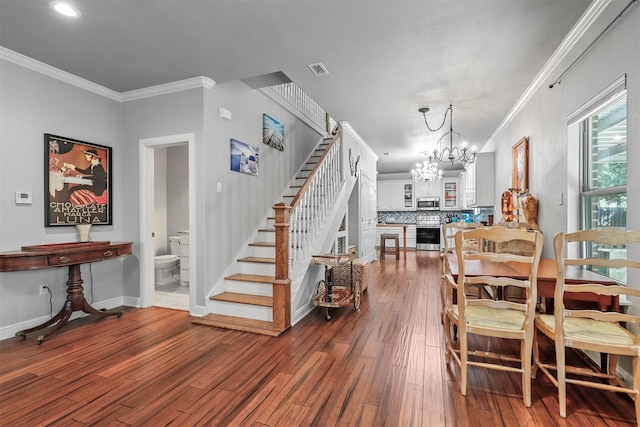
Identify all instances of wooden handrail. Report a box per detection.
[289,130,341,209]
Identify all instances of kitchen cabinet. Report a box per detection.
[465,153,495,207]
[442,176,463,209]
[414,181,441,198]
[377,180,413,211]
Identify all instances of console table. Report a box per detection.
[0,241,133,344]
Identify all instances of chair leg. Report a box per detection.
[395,237,399,259]
[532,329,539,379]
[632,355,640,425]
[522,337,532,407]
[443,314,451,362]
[460,328,468,396]
[556,339,567,418]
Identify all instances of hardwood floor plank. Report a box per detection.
[0,251,637,426]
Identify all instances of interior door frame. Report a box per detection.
[139,133,196,311]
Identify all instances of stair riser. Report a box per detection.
[256,233,275,243]
[210,300,272,322]
[234,262,275,277]
[225,281,273,296]
[248,246,276,258]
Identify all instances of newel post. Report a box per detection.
[272,202,292,331]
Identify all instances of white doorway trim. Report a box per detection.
[139,133,197,312]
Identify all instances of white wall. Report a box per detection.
[0,54,324,334]
[486,1,639,379]
[0,59,128,328]
[489,2,639,259]
[166,145,189,238]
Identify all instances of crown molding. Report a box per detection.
[483,0,612,152]
[0,46,215,102]
[0,46,121,101]
[119,76,215,102]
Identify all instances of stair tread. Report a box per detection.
[211,292,272,307]
[225,273,275,283]
[192,314,285,337]
[248,242,275,247]
[258,228,275,232]
[238,256,275,264]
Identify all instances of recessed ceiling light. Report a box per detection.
[49,1,81,18]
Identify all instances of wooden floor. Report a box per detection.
[0,251,636,426]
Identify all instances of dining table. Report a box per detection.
[444,253,620,314]
[444,252,620,370]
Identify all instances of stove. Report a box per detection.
[416,214,441,251]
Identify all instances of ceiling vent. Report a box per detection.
[308,63,329,76]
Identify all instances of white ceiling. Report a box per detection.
[0,0,593,174]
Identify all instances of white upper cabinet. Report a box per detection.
[377,180,413,211]
[441,175,464,210]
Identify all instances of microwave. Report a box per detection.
[416,197,440,210]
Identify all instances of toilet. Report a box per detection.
[154,235,180,286]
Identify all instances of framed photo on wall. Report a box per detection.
[512,136,529,190]
[230,138,259,176]
[45,134,112,226]
[262,113,284,151]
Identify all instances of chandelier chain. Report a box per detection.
[421,105,451,132]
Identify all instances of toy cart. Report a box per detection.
[312,253,360,321]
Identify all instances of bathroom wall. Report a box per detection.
[166,145,189,238]
[154,147,168,256]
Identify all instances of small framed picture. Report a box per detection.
[263,113,284,151]
[230,139,259,176]
[512,137,528,190]
[45,134,112,226]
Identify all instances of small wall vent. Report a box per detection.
[308,63,329,76]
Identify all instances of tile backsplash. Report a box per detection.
[377,208,494,224]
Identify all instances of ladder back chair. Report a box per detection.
[440,222,484,321]
[533,228,640,422]
[442,227,543,407]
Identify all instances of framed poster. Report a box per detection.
[512,137,528,190]
[230,139,259,176]
[45,134,112,226]
[262,113,284,151]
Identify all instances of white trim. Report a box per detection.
[120,77,215,102]
[0,46,214,102]
[483,0,612,152]
[0,46,121,101]
[0,296,126,341]
[139,133,198,314]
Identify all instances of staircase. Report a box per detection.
[193,132,346,336]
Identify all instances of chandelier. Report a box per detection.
[411,158,443,184]
[418,104,477,168]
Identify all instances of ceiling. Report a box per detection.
[0,0,593,174]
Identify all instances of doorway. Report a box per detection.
[139,134,196,312]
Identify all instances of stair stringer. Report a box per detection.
[289,172,358,326]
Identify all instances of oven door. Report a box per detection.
[416,226,441,251]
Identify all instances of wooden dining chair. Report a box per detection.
[492,222,539,303]
[533,228,640,422]
[442,226,543,407]
[440,222,484,321]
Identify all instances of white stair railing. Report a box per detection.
[287,132,343,272]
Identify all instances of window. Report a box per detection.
[580,93,627,281]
